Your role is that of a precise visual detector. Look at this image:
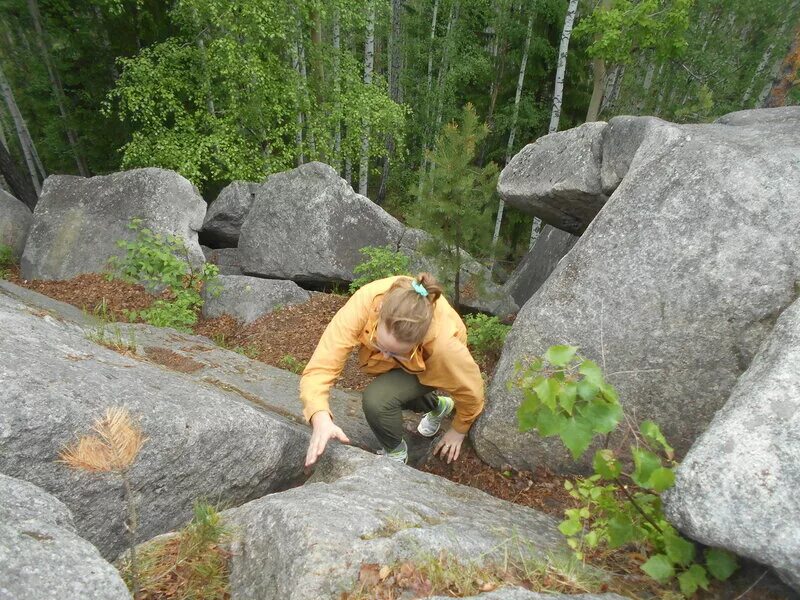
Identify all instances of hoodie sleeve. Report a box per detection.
[418,335,485,434]
[299,285,373,423]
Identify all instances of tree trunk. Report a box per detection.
[548,0,579,134]
[377,0,404,205]
[538,0,578,247]
[417,0,441,199]
[0,136,38,210]
[491,13,533,271]
[585,0,612,122]
[0,63,40,195]
[359,1,376,197]
[762,21,800,108]
[333,8,342,172]
[426,0,440,94]
[27,0,89,176]
[292,38,305,165]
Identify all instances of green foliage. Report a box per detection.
[211,333,259,359]
[513,346,738,595]
[348,245,411,294]
[108,219,219,332]
[0,244,15,279]
[411,104,498,309]
[465,313,510,363]
[279,354,307,374]
[575,0,695,65]
[120,499,230,599]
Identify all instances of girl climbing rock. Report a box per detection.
[301,273,484,467]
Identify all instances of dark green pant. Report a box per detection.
[362,369,438,450]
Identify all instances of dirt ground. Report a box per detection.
[6,266,794,600]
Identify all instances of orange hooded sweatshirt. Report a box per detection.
[299,276,485,433]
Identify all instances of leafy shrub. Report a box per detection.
[512,345,738,596]
[465,313,510,363]
[108,219,219,332]
[349,245,411,294]
[0,244,16,279]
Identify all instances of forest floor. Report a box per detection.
[5,266,796,600]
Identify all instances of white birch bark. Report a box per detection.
[333,8,342,170]
[491,13,533,269]
[358,1,375,197]
[536,0,579,247]
[548,0,579,134]
[426,0,440,94]
[0,64,39,194]
[292,39,305,165]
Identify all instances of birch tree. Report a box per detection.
[0,62,40,196]
[491,13,533,268]
[359,1,376,197]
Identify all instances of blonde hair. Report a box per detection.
[379,273,444,344]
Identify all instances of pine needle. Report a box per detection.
[60,407,147,473]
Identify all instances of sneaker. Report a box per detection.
[377,438,408,464]
[417,395,454,437]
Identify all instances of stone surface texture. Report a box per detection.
[664,297,800,591]
[202,245,244,275]
[473,108,800,474]
[201,274,311,323]
[503,225,579,308]
[239,162,405,285]
[21,167,206,280]
[0,189,32,258]
[0,286,309,560]
[497,122,608,235]
[223,444,572,600]
[201,180,259,247]
[0,473,130,600]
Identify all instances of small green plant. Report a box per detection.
[349,245,411,294]
[0,243,16,279]
[279,354,307,374]
[512,345,738,597]
[465,313,510,363]
[108,219,219,332]
[119,500,230,599]
[86,299,138,353]
[211,333,259,359]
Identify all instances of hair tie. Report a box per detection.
[411,281,429,297]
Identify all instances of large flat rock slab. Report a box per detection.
[0,473,130,600]
[475,108,800,474]
[665,297,800,591]
[498,123,608,235]
[223,444,574,600]
[0,287,310,560]
[21,167,206,280]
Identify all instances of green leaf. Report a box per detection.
[583,400,623,434]
[678,564,710,596]
[559,382,578,415]
[706,548,738,581]
[534,378,560,411]
[579,359,604,386]
[535,406,567,436]
[607,514,636,548]
[558,517,582,536]
[592,449,621,479]
[577,379,599,401]
[648,467,676,492]
[544,344,578,367]
[632,448,662,488]
[517,395,540,432]
[664,533,695,566]
[640,420,675,458]
[559,417,594,460]
[641,554,675,584]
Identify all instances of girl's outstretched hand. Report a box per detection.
[433,427,465,464]
[305,411,350,468]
